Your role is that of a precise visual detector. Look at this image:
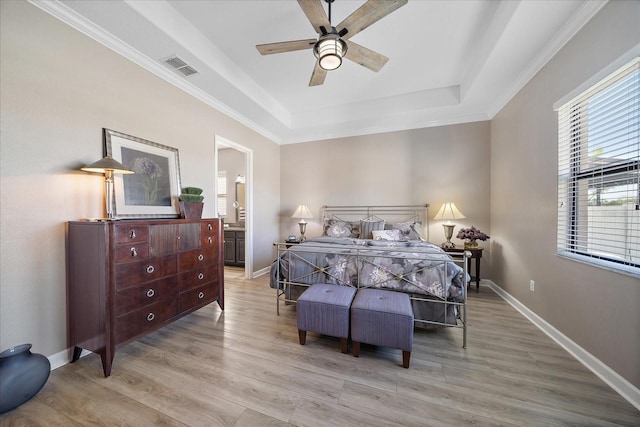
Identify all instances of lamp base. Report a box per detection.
[298,221,307,242]
[441,224,456,249]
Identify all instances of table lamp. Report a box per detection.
[433,202,466,249]
[81,156,134,219]
[292,204,313,241]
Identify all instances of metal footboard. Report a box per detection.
[274,242,469,348]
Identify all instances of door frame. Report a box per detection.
[214,135,253,279]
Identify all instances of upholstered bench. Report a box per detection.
[297,284,357,354]
[351,288,414,368]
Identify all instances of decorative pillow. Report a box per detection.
[386,221,423,240]
[372,229,401,241]
[359,219,385,239]
[324,220,357,238]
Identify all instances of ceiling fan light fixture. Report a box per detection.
[314,34,347,71]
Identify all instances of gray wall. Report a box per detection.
[280,122,492,251]
[0,1,280,358]
[490,0,639,387]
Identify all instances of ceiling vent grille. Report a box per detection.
[162,55,198,77]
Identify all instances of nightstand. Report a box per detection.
[274,240,301,248]
[446,247,483,292]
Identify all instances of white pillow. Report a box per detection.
[372,229,401,241]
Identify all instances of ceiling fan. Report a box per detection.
[256,0,408,86]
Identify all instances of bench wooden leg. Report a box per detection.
[340,337,348,354]
[298,330,306,345]
[353,341,360,357]
[402,351,411,368]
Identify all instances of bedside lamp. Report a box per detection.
[292,204,313,241]
[81,156,134,219]
[433,202,466,249]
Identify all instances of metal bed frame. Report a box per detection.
[274,204,469,348]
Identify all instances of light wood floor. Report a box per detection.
[2,268,638,426]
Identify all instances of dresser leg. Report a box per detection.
[98,349,114,377]
[71,346,83,362]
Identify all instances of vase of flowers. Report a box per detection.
[456,226,489,249]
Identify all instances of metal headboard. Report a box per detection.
[321,204,430,241]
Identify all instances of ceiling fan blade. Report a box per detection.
[256,39,317,55]
[345,41,388,72]
[297,0,331,35]
[336,0,408,40]
[309,62,327,86]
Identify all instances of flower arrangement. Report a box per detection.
[456,226,490,242]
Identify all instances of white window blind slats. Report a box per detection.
[557,57,640,274]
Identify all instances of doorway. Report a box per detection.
[215,135,253,279]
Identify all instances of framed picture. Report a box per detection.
[105,128,182,219]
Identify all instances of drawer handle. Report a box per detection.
[198,254,204,261]
[131,247,138,257]
[146,288,155,298]
[198,291,205,299]
[208,237,212,244]
[146,265,155,274]
[208,223,213,231]
[198,273,204,280]
[147,312,155,322]
[130,230,136,239]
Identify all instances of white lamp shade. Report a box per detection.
[433,202,466,221]
[292,204,313,219]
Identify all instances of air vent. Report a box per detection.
[162,55,198,77]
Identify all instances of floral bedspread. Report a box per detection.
[270,237,467,302]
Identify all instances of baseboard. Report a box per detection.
[252,265,270,278]
[48,347,91,371]
[485,280,640,411]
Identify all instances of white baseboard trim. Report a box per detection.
[485,280,640,411]
[252,265,270,278]
[48,348,91,371]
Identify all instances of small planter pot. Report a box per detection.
[179,201,203,219]
[0,344,50,414]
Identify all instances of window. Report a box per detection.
[557,57,639,276]
[217,171,227,218]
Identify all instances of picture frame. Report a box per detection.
[104,128,182,219]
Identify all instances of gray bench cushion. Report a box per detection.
[297,284,356,339]
[351,288,414,352]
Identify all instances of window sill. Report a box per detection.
[557,250,640,280]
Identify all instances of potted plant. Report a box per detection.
[179,187,204,219]
[456,226,490,249]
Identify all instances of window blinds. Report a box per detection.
[557,57,639,272]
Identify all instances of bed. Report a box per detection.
[270,204,470,347]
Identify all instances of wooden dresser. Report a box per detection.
[66,218,224,377]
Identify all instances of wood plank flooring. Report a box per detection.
[1,267,638,426]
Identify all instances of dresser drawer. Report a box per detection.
[178,247,217,271]
[114,242,150,263]
[179,283,218,312]
[178,264,217,292]
[115,255,177,289]
[113,223,149,244]
[115,276,178,317]
[201,220,218,236]
[115,297,178,344]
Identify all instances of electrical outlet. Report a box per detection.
[530,280,535,292]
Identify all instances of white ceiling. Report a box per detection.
[35,0,606,144]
